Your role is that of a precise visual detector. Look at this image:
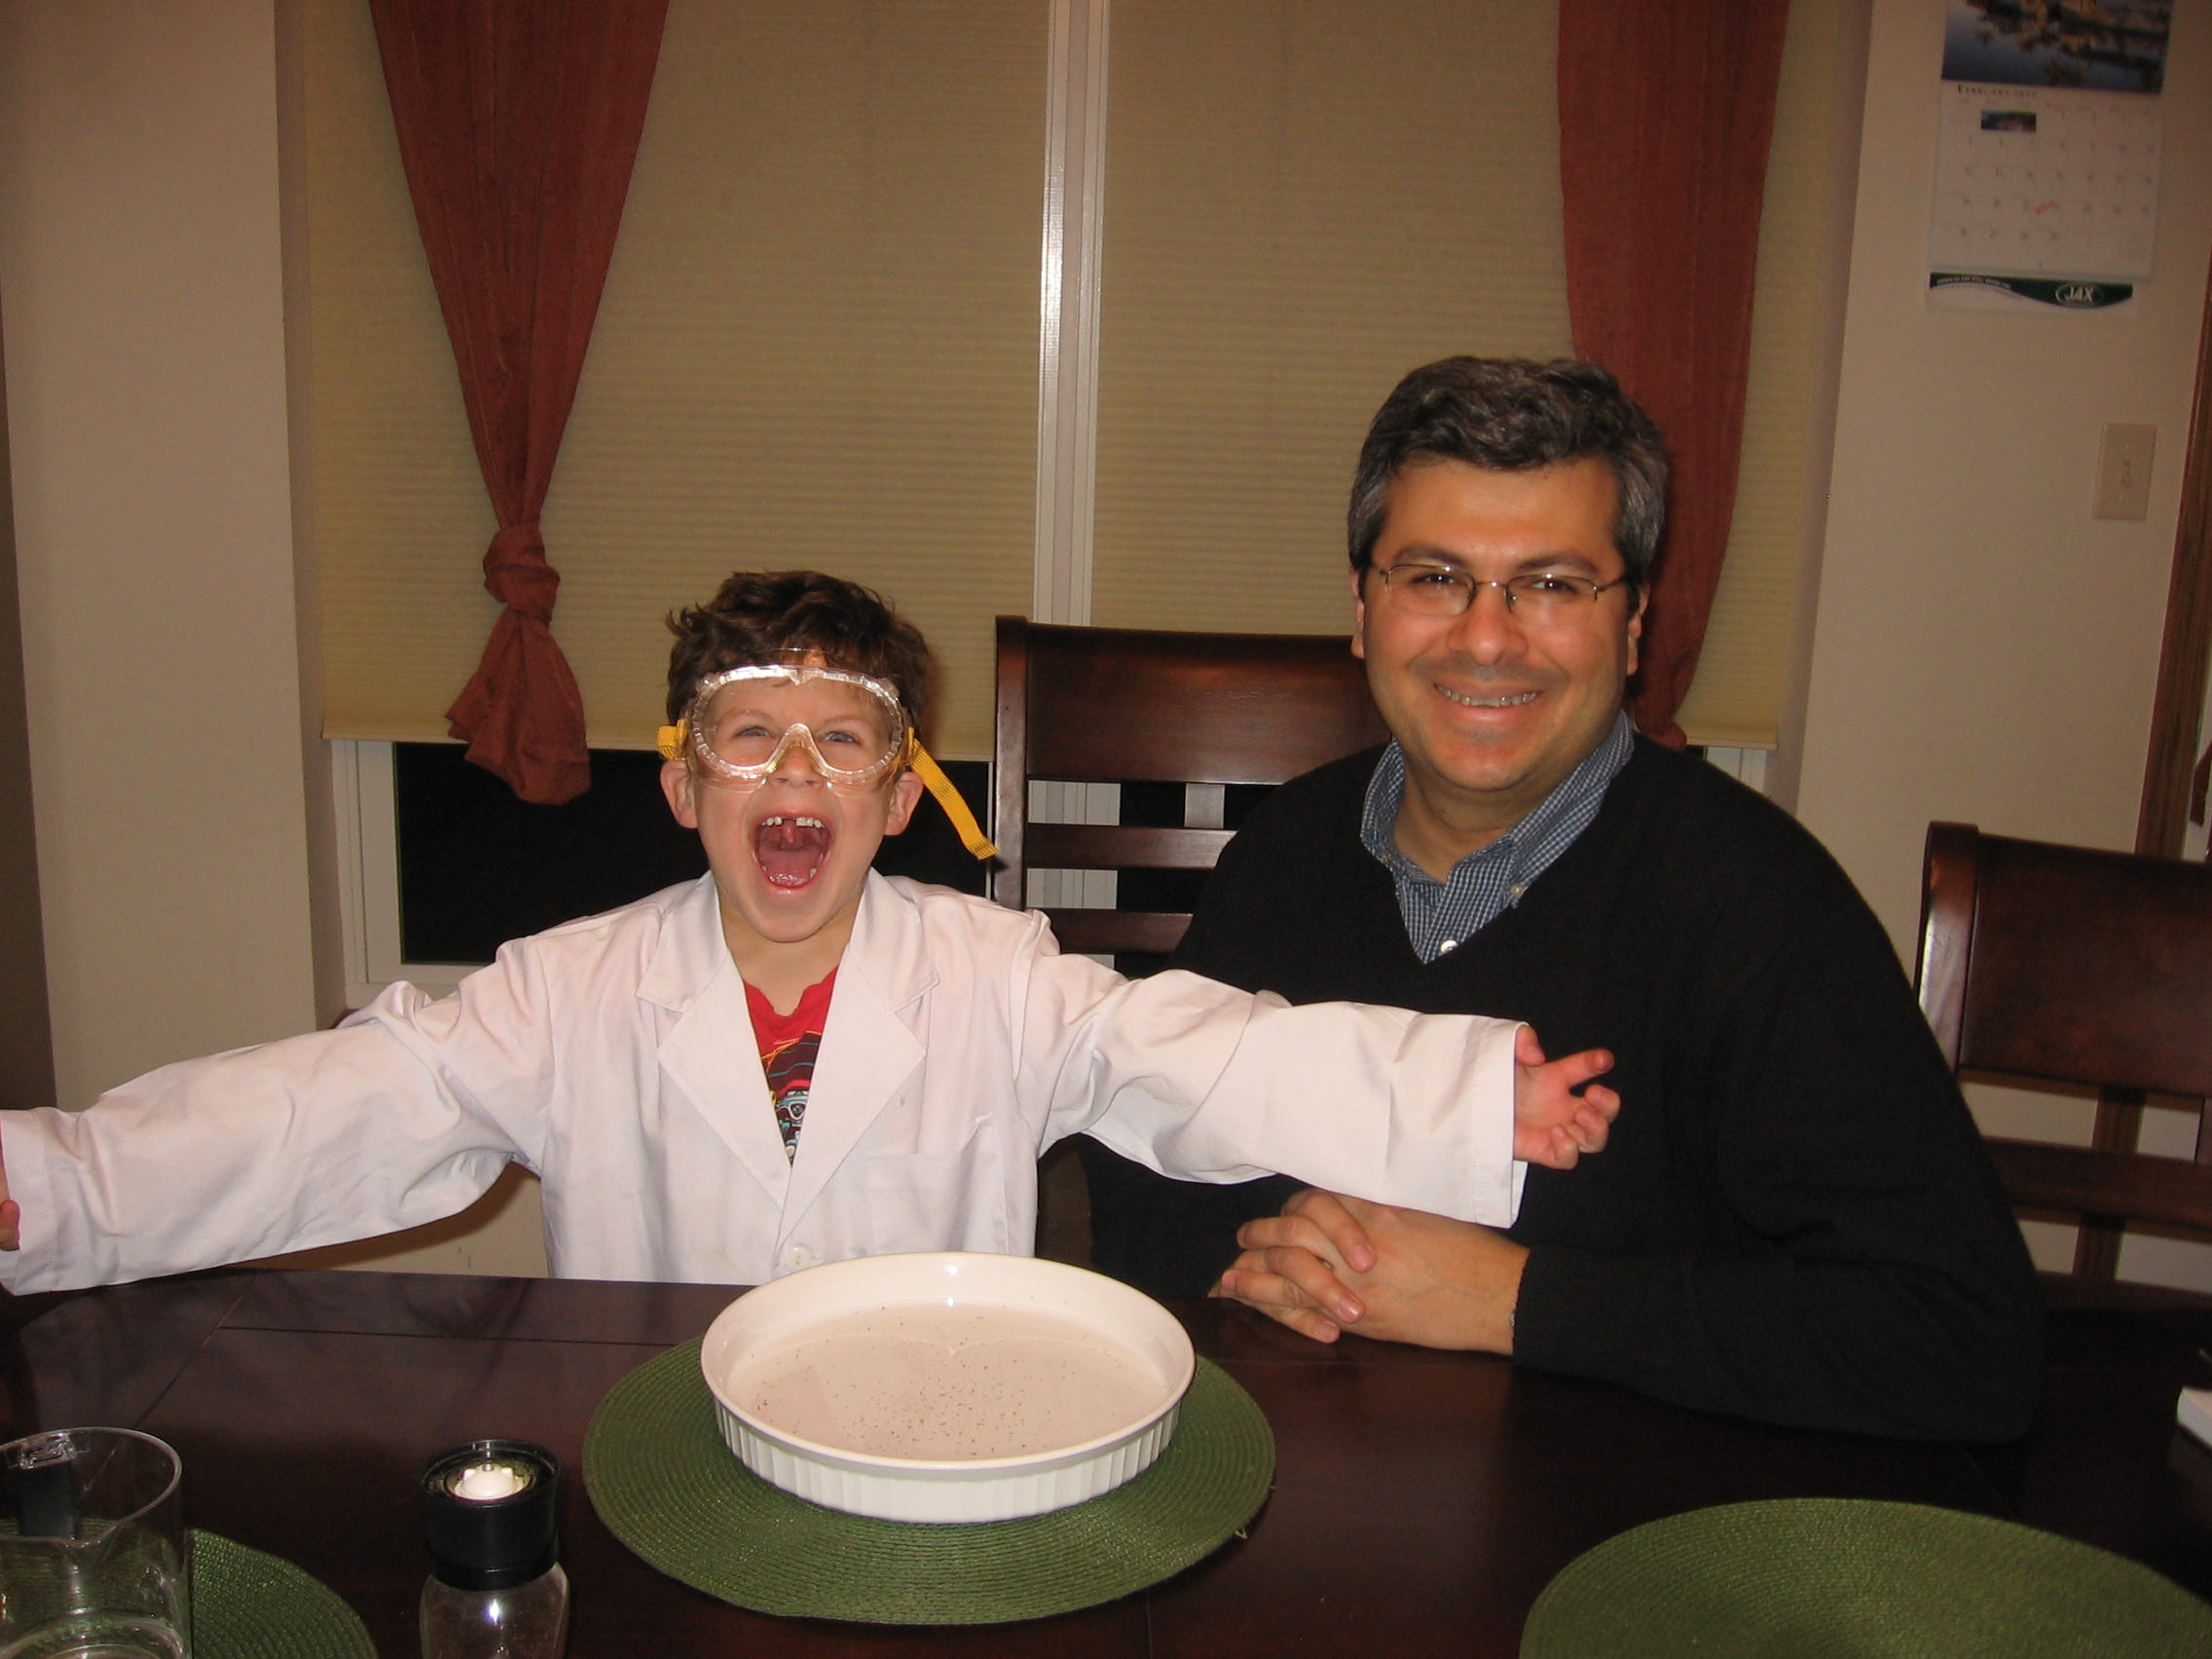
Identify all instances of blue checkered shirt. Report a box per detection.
[1360,712,1636,963]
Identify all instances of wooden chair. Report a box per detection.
[992,616,1389,958]
[1916,820,2212,1296]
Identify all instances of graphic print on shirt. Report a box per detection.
[761,1029,822,1161]
[746,971,837,1162]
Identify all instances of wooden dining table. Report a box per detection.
[6,1268,2209,1657]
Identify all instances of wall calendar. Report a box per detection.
[1928,1,2170,308]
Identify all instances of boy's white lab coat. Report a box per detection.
[2,874,1522,1294]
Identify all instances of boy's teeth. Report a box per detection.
[755,814,833,889]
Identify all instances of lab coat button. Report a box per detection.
[782,1245,816,1272]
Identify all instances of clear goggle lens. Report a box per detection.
[668,665,909,791]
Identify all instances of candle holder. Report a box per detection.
[419,1439,569,1659]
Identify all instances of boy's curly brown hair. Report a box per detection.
[664,571,934,726]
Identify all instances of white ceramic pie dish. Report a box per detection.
[700,1252,1195,1524]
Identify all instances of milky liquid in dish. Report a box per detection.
[733,1304,1166,1460]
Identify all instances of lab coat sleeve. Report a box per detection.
[0,957,555,1295]
[1023,953,1527,1227]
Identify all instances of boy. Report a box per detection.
[0,571,1616,1292]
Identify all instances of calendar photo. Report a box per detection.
[1941,0,2168,94]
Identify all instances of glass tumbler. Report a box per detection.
[0,1428,191,1659]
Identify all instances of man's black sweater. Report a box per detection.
[1083,738,2044,1441]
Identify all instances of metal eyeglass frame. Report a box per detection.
[1369,561,1632,618]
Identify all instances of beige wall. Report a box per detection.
[0,313,55,1113]
[0,1,318,1103]
[1799,0,2212,948]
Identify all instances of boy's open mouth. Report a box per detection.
[755,814,831,890]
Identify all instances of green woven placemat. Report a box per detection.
[1521,1497,2212,1659]
[584,1339,1273,1624]
[194,1530,376,1659]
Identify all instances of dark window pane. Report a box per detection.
[395,746,988,966]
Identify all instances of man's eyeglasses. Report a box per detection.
[1368,561,1631,622]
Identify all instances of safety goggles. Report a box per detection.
[657,662,996,860]
[670,664,907,789]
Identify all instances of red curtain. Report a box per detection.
[370,0,669,804]
[1558,0,1790,747]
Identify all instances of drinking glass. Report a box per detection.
[0,1428,190,1659]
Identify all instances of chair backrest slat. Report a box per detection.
[1924,825,2212,1099]
[1985,1138,2212,1235]
[1041,907,1195,958]
[1017,624,1383,784]
[1024,824,1235,873]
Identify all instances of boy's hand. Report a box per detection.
[0,1124,17,1251]
[1513,1025,1618,1169]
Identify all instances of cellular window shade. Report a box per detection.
[1673,0,1851,753]
[307,0,495,748]
[310,0,1047,759]
[1088,1,1574,639]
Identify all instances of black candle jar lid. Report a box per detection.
[421,1439,560,1591]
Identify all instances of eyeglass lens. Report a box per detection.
[1379,565,1611,620]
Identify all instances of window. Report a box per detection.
[309,1,1849,984]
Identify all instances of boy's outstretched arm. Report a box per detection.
[1514,1026,1618,1169]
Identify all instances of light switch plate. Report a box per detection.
[2094,423,2157,521]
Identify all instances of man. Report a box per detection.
[1082,357,2043,1441]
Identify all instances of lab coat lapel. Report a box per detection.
[642,877,793,1204]
[779,875,932,1224]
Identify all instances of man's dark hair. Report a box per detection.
[1346,357,1669,586]
[665,571,934,724]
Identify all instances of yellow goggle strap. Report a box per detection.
[655,719,997,862]
[903,733,998,862]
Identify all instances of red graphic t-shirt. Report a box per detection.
[744,970,836,1161]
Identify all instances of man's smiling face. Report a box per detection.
[1353,456,1643,866]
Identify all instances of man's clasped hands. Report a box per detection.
[1216,1023,1611,1354]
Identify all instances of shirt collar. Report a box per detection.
[1360,710,1635,887]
